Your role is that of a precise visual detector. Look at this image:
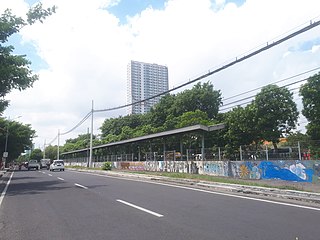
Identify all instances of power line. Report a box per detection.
[49,17,320,141]
[45,111,92,146]
[219,76,309,111]
[94,18,320,113]
[60,111,92,136]
[222,66,320,102]
[47,135,58,146]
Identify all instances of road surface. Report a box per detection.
[1,169,320,240]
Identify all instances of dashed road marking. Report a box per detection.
[75,183,88,189]
[117,199,163,217]
[57,177,64,181]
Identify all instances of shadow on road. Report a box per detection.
[4,172,72,196]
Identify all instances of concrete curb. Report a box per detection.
[68,169,320,204]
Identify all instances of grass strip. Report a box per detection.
[66,166,308,192]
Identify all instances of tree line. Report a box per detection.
[0,4,55,164]
[58,73,320,158]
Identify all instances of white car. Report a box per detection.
[49,160,65,171]
[28,160,40,170]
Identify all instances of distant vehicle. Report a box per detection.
[40,159,51,169]
[49,160,65,172]
[28,160,40,170]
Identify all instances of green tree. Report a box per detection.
[29,148,42,160]
[175,110,212,129]
[0,117,35,162]
[300,72,320,140]
[150,94,176,127]
[174,82,222,119]
[224,105,260,148]
[44,145,58,160]
[62,133,94,152]
[0,3,55,112]
[254,84,298,148]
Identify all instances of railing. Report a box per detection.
[63,141,320,163]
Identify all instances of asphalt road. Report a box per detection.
[1,168,320,240]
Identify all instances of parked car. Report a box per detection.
[49,160,65,171]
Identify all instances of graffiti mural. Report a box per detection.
[203,161,229,177]
[67,159,320,183]
[145,161,158,171]
[231,160,314,182]
[128,162,145,171]
[259,161,313,182]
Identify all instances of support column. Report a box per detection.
[201,134,205,160]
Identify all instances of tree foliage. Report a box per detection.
[253,84,298,146]
[98,82,222,145]
[224,105,259,148]
[224,84,298,150]
[0,117,35,162]
[29,148,42,160]
[65,83,300,155]
[300,72,320,140]
[175,110,212,129]
[173,82,222,119]
[44,145,58,160]
[0,3,55,112]
[62,133,94,153]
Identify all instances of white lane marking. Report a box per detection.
[71,171,320,212]
[0,172,14,207]
[48,174,52,177]
[75,183,88,189]
[117,199,163,217]
[57,177,64,181]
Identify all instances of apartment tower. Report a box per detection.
[127,60,169,114]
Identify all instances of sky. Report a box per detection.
[0,0,320,150]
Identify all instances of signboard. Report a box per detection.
[3,152,8,158]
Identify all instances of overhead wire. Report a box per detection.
[94,18,320,113]
[47,135,58,146]
[219,76,309,111]
[222,66,320,101]
[60,111,92,136]
[46,17,320,142]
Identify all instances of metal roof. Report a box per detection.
[61,123,225,155]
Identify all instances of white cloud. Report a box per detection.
[312,45,320,53]
[2,0,320,148]
[0,0,29,16]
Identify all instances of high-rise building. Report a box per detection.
[127,60,169,114]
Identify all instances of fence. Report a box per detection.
[63,141,320,165]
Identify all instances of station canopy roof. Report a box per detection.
[61,123,225,155]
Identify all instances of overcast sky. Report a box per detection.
[1,0,320,149]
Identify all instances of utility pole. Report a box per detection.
[57,129,60,160]
[89,100,94,168]
[43,139,46,159]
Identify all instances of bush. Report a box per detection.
[102,162,112,171]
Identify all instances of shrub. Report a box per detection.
[102,162,112,171]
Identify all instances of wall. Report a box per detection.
[111,160,320,183]
[65,159,320,183]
